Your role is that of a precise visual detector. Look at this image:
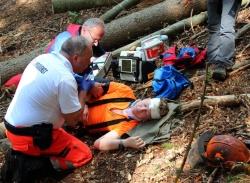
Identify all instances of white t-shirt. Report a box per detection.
[5,52,81,128]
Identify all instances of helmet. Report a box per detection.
[204,135,250,168]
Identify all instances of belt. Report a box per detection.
[4,119,50,137]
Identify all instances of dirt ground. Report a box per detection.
[0,0,250,183]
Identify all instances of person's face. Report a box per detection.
[81,25,105,46]
[71,46,93,74]
[131,98,151,121]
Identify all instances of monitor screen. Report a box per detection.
[121,59,132,73]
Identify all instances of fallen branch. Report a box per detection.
[190,29,207,40]
[239,43,250,55]
[236,23,250,40]
[35,26,59,32]
[100,0,141,23]
[229,63,250,76]
[180,94,250,113]
[207,168,219,183]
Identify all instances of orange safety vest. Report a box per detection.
[86,82,139,136]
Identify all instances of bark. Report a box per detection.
[0,47,45,84]
[100,0,142,23]
[180,94,250,113]
[101,0,207,50]
[112,11,208,57]
[52,0,123,14]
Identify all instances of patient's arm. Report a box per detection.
[94,131,145,151]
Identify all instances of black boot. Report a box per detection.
[1,149,54,183]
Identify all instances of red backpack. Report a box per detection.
[161,45,207,69]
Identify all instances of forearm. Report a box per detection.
[79,90,88,107]
[94,138,125,151]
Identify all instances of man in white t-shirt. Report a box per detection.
[2,36,94,182]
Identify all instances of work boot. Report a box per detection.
[210,64,227,81]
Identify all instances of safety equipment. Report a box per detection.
[141,35,166,61]
[118,51,156,83]
[195,131,250,169]
[203,134,250,168]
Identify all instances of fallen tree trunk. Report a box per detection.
[101,0,207,49]
[112,11,208,57]
[0,47,44,84]
[100,0,142,23]
[0,12,207,84]
[52,0,123,14]
[180,94,250,113]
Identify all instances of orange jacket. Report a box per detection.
[86,82,139,136]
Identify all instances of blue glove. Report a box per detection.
[74,73,95,92]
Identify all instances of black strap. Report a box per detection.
[87,97,135,108]
[4,119,37,136]
[86,118,132,130]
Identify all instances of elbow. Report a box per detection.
[94,140,101,150]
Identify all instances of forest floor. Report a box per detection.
[0,0,250,183]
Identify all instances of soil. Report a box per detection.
[0,0,250,183]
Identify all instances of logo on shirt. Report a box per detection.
[35,62,48,74]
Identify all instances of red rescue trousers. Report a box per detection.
[6,128,92,171]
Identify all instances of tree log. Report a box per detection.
[101,0,207,50]
[100,0,142,23]
[0,12,207,84]
[52,0,123,14]
[180,94,250,113]
[0,47,45,84]
[112,11,208,57]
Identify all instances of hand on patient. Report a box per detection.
[89,82,104,98]
[82,104,88,122]
[123,136,145,149]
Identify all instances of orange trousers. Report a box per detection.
[6,128,92,171]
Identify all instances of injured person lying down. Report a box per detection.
[82,82,169,151]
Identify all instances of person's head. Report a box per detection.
[61,36,93,74]
[80,18,105,46]
[131,98,169,121]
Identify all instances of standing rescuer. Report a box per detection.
[207,0,242,81]
[2,36,93,182]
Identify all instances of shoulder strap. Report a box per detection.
[87,97,135,108]
[86,118,132,130]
